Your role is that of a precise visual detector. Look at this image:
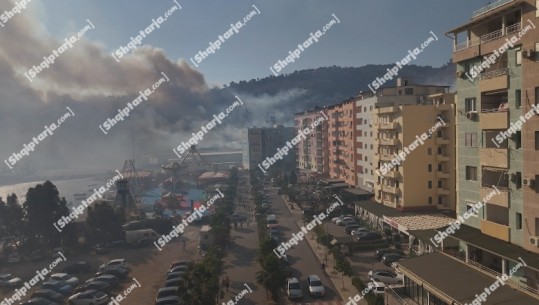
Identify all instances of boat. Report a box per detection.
[73,193,87,200]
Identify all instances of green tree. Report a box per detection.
[0,194,24,248]
[23,181,69,247]
[85,202,125,244]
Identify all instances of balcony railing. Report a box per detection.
[480,68,508,80]
[472,0,514,18]
[506,22,522,35]
[480,29,503,44]
[455,39,480,51]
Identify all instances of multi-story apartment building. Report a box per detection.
[327,98,357,186]
[355,78,450,192]
[242,125,296,171]
[294,108,329,175]
[383,2,539,303]
[372,93,456,212]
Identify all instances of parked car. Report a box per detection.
[68,289,109,305]
[41,280,74,296]
[50,273,79,286]
[286,277,303,299]
[99,259,127,271]
[266,214,277,224]
[132,238,154,248]
[369,279,387,295]
[0,273,22,287]
[31,289,65,303]
[335,217,354,226]
[7,252,21,263]
[96,265,128,279]
[351,228,371,236]
[168,265,190,273]
[368,270,404,285]
[30,250,46,261]
[345,225,364,234]
[93,244,110,254]
[375,248,405,260]
[155,296,183,305]
[64,262,91,274]
[86,275,120,287]
[156,287,180,301]
[50,247,66,259]
[166,272,187,281]
[355,232,382,241]
[73,281,112,294]
[20,298,59,305]
[382,253,406,266]
[109,240,126,248]
[165,278,186,288]
[170,260,192,269]
[307,274,325,297]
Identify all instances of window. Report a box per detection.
[537,0,539,17]
[466,166,477,181]
[466,201,479,216]
[516,49,522,66]
[535,132,539,150]
[516,89,521,109]
[437,180,443,188]
[428,148,432,155]
[516,172,522,189]
[405,88,414,95]
[428,197,433,205]
[438,163,443,171]
[428,164,432,172]
[515,131,521,149]
[536,87,539,105]
[465,98,476,112]
[516,213,522,230]
[428,181,432,189]
[535,175,539,193]
[438,196,443,205]
[465,133,478,147]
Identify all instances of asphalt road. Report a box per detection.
[264,185,342,304]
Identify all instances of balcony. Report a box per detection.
[436,138,450,145]
[480,186,509,208]
[379,122,399,130]
[481,219,510,242]
[480,69,508,92]
[480,109,508,130]
[482,23,521,55]
[437,188,451,196]
[380,138,399,146]
[380,153,393,162]
[437,172,450,179]
[382,185,401,195]
[383,169,400,179]
[472,0,515,18]
[436,154,450,162]
[480,148,508,168]
[453,40,480,63]
[379,106,398,114]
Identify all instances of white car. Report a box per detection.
[0,273,22,287]
[50,273,79,286]
[307,274,325,297]
[351,228,371,236]
[287,277,303,299]
[335,217,354,226]
[99,259,126,271]
[68,289,108,305]
[368,270,404,285]
[7,253,21,263]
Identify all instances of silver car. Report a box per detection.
[286,278,303,299]
[368,269,404,285]
[307,274,325,297]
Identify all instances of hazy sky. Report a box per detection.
[0,0,487,176]
[37,0,481,85]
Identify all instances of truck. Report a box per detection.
[124,229,160,245]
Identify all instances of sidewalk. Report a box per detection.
[281,195,368,305]
[220,200,278,304]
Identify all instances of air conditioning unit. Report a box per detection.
[503,173,510,180]
[523,178,529,186]
[466,111,478,120]
[529,236,539,246]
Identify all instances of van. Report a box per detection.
[125,229,159,244]
[369,280,386,295]
[266,214,277,224]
